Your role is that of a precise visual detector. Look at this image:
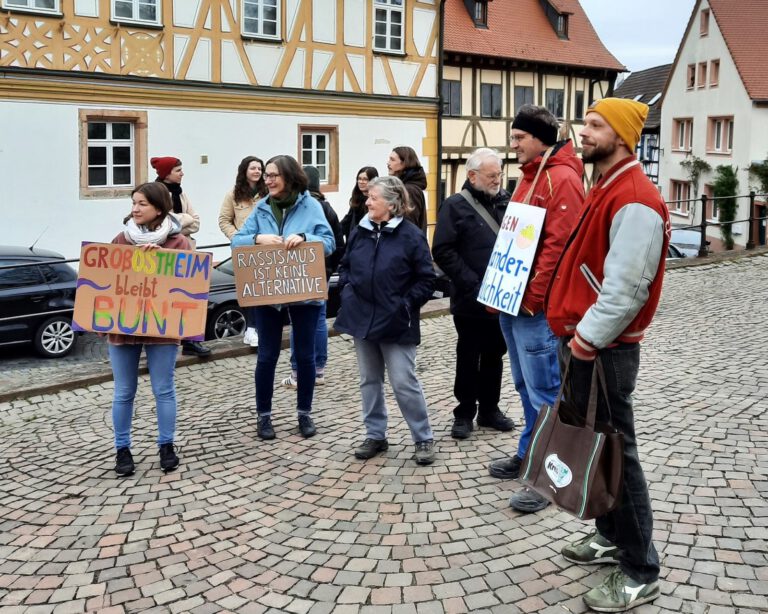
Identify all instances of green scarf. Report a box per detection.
[269,192,299,228]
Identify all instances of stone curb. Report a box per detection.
[3,244,766,403]
[0,299,452,403]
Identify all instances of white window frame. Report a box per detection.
[670,181,691,214]
[2,0,61,15]
[673,118,692,152]
[708,116,734,154]
[298,125,339,192]
[241,0,281,40]
[86,121,135,189]
[111,0,161,27]
[373,0,405,54]
[79,109,148,198]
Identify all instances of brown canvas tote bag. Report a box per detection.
[520,355,624,520]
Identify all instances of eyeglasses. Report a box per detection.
[509,133,529,143]
[264,173,281,180]
[471,171,504,181]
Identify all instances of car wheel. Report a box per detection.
[34,315,77,358]
[208,304,247,340]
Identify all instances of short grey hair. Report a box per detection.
[466,148,502,173]
[368,176,412,218]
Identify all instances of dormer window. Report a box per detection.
[556,14,568,38]
[539,0,569,39]
[474,2,487,26]
[464,1,487,28]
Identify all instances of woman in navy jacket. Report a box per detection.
[334,176,436,465]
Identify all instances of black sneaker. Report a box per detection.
[477,408,515,432]
[257,415,275,440]
[414,441,435,465]
[182,341,211,357]
[354,438,388,459]
[115,447,135,477]
[451,419,474,439]
[489,455,523,479]
[298,415,316,438]
[159,443,179,472]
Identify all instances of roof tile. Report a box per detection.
[444,0,625,72]
[708,0,768,100]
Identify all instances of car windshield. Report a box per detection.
[216,258,235,275]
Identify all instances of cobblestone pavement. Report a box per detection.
[0,255,766,613]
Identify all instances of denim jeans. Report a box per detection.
[108,343,178,449]
[245,306,258,329]
[452,315,507,420]
[290,301,327,372]
[560,339,660,584]
[254,304,320,416]
[499,312,560,458]
[354,338,433,443]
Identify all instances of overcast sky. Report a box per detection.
[579,0,697,73]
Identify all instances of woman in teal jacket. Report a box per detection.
[231,155,335,441]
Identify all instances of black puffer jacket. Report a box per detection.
[432,181,509,318]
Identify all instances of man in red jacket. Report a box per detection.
[547,98,670,612]
[487,105,584,514]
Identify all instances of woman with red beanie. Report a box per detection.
[152,156,210,357]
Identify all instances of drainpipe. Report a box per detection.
[436,0,446,211]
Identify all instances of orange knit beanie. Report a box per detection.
[588,98,649,152]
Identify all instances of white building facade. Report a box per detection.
[658,0,768,248]
[0,0,441,259]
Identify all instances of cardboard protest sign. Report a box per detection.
[232,242,327,307]
[477,201,546,316]
[72,242,212,340]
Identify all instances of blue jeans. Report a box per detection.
[499,312,560,458]
[354,339,433,443]
[560,339,660,584]
[108,343,178,449]
[245,306,258,328]
[254,304,320,416]
[290,301,327,372]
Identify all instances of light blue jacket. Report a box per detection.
[231,190,335,308]
[231,190,335,254]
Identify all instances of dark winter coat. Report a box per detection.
[341,194,368,245]
[432,181,510,318]
[334,215,436,345]
[312,192,345,280]
[400,167,428,232]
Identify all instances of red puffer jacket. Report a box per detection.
[510,140,584,315]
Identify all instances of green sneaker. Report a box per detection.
[583,568,659,612]
[562,530,620,565]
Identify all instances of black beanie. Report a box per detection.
[510,114,558,146]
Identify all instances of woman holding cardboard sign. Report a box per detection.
[231,155,335,441]
[334,176,437,466]
[109,182,191,477]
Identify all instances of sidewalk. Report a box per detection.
[0,254,766,613]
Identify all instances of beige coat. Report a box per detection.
[218,190,256,239]
[171,192,200,238]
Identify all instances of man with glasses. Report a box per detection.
[487,104,585,513]
[433,148,515,440]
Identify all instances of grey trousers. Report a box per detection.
[353,338,434,443]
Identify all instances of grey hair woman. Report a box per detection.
[334,173,437,466]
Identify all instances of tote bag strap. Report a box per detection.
[559,349,614,430]
[521,146,554,205]
[460,189,500,234]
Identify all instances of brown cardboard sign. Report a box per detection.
[72,242,212,340]
[232,243,327,307]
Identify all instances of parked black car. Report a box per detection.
[0,246,78,357]
[205,258,451,341]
